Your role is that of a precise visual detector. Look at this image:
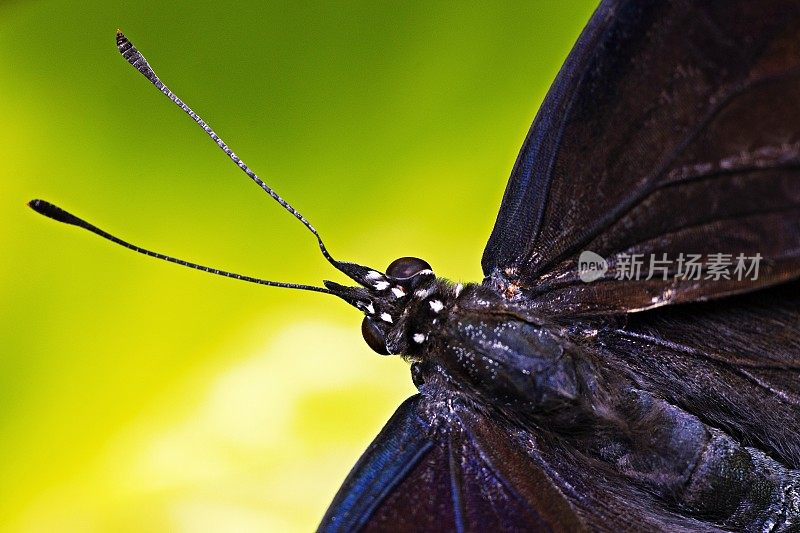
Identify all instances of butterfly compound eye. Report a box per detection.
[386,257,432,279]
[361,317,389,355]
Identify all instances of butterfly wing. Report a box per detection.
[317,394,583,532]
[318,390,727,532]
[317,396,437,532]
[482,0,800,313]
[590,280,800,469]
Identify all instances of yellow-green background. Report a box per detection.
[2,2,595,531]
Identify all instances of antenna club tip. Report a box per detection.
[28,199,83,226]
[28,198,47,212]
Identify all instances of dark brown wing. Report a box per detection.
[588,280,800,469]
[483,0,800,314]
[317,395,584,532]
[318,390,727,532]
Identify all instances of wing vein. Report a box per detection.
[447,434,467,533]
[612,329,800,370]
[534,66,800,275]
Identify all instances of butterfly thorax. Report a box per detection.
[412,282,585,417]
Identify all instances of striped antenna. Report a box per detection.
[28,199,332,294]
[115,30,368,283]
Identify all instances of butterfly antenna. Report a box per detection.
[28,199,331,294]
[115,30,365,282]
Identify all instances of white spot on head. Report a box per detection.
[380,312,393,323]
[374,281,390,291]
[357,301,375,314]
[414,288,431,299]
[429,300,444,313]
[391,286,406,298]
[454,283,463,297]
[416,269,434,276]
[413,333,426,344]
[366,271,383,280]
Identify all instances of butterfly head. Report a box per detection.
[324,256,450,356]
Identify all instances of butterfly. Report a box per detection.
[30,0,800,531]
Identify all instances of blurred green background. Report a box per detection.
[1,1,595,531]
